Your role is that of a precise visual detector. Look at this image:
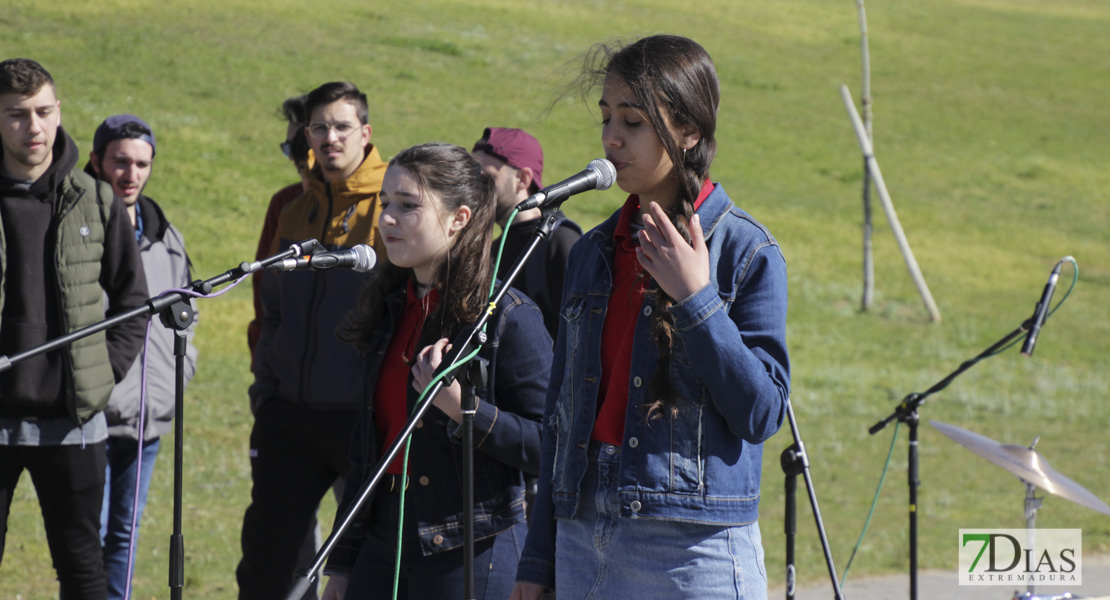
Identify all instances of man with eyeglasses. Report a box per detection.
[238,81,387,600]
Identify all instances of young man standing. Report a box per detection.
[238,81,387,599]
[85,114,197,600]
[0,58,148,599]
[473,127,581,338]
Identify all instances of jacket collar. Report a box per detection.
[305,143,387,208]
[135,195,170,243]
[590,182,731,248]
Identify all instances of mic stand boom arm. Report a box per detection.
[287,210,564,600]
[0,239,318,374]
[0,238,319,600]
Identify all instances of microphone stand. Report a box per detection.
[286,208,567,600]
[867,316,1034,600]
[0,239,318,600]
[460,359,487,600]
[781,398,846,600]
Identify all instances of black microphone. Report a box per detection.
[516,158,617,211]
[1020,260,1063,357]
[268,244,376,273]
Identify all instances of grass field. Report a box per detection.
[3,0,1109,597]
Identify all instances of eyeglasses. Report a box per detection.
[279,141,292,158]
[306,121,359,140]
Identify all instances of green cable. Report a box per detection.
[391,344,482,599]
[387,208,520,599]
[842,422,900,583]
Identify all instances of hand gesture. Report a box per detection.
[636,201,710,301]
[411,338,463,423]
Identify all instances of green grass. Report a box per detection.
[3,0,1109,597]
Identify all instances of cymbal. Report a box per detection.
[930,420,1110,516]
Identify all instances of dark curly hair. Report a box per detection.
[342,143,496,351]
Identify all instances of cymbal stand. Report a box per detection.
[1022,436,1044,597]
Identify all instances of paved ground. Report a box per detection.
[791,554,1110,600]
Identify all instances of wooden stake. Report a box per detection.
[840,85,942,323]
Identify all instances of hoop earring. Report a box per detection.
[682,147,687,164]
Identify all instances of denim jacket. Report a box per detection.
[328,285,551,570]
[517,184,790,588]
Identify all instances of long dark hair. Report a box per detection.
[582,35,721,418]
[342,143,496,350]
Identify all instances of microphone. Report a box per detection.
[268,244,376,273]
[1020,259,1063,357]
[516,158,617,211]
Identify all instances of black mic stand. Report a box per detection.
[0,239,319,600]
[867,315,1035,600]
[781,399,846,600]
[460,359,487,600]
[286,209,565,600]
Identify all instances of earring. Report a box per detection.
[682,147,687,164]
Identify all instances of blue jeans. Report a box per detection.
[100,437,161,600]
[554,442,767,600]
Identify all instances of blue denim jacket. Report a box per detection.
[327,285,551,569]
[517,184,790,588]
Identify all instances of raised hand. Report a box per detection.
[636,201,710,302]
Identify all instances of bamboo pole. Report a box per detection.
[856,0,875,311]
[839,85,942,323]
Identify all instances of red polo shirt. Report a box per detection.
[591,180,715,446]
[375,279,439,474]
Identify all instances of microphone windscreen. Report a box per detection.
[351,244,377,273]
[588,158,617,191]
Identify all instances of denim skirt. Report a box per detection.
[554,441,768,600]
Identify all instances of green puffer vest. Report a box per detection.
[0,169,116,425]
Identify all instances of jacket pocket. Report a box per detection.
[668,365,707,491]
[559,295,586,355]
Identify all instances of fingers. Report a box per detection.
[642,202,700,249]
[411,338,451,390]
[647,200,675,238]
[635,203,711,300]
[638,202,699,262]
[690,213,705,252]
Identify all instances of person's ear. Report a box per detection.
[678,125,701,152]
[89,152,101,176]
[449,205,472,234]
[516,167,535,195]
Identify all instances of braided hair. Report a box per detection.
[583,35,721,419]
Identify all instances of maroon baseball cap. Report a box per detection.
[472,127,543,191]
